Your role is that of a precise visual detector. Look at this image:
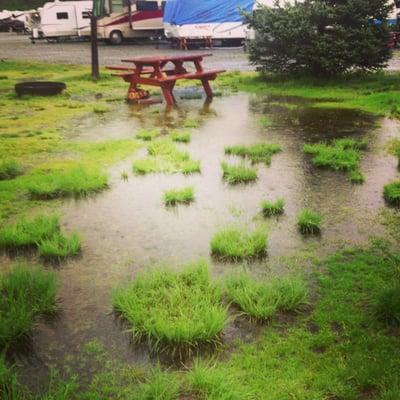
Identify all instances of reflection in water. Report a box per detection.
[9,92,399,389]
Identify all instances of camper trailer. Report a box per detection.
[163,0,266,45]
[96,0,165,44]
[39,0,92,40]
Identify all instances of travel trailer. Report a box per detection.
[39,0,92,39]
[163,0,276,45]
[96,0,165,44]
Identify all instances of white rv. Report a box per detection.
[96,0,165,44]
[39,0,92,39]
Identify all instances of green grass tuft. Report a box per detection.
[0,160,23,181]
[221,162,257,185]
[373,285,400,326]
[93,105,110,114]
[183,119,199,129]
[383,181,400,206]
[163,187,194,206]
[136,129,160,141]
[210,228,267,260]
[225,143,281,165]
[261,198,285,217]
[132,139,200,175]
[349,169,365,184]
[38,232,81,260]
[27,166,108,200]
[225,272,308,320]
[170,131,191,143]
[0,264,57,347]
[113,261,228,352]
[297,209,322,234]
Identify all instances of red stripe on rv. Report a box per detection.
[104,11,163,27]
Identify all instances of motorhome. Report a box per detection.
[39,0,92,39]
[96,0,165,44]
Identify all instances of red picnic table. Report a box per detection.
[107,53,225,107]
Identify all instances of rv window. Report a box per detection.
[82,11,91,19]
[56,12,69,20]
[136,1,159,11]
[111,0,124,13]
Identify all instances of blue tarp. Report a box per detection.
[163,0,256,25]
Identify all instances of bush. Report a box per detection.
[374,285,400,326]
[297,209,322,234]
[246,0,392,75]
[113,261,228,352]
[0,160,23,181]
[261,198,285,217]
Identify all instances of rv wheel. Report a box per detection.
[109,30,123,45]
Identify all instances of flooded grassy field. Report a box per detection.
[3,90,399,391]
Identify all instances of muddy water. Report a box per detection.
[12,92,400,389]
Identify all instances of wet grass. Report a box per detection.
[136,129,160,141]
[132,139,200,175]
[170,131,191,143]
[0,160,23,181]
[225,272,308,321]
[0,264,57,347]
[221,162,257,185]
[0,215,81,260]
[297,209,322,234]
[373,285,400,327]
[349,169,365,184]
[383,181,400,206]
[163,187,194,206]
[183,119,199,128]
[27,166,108,200]
[225,143,281,165]
[210,227,267,260]
[112,261,228,352]
[261,198,285,217]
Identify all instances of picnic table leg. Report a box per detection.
[161,82,175,107]
[201,78,213,99]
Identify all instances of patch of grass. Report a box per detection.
[38,232,81,260]
[163,187,194,206]
[349,169,365,184]
[210,227,267,260]
[297,209,322,234]
[170,131,191,143]
[0,264,57,347]
[132,139,200,175]
[221,162,257,185]
[225,143,281,165]
[373,285,400,326]
[383,181,400,206]
[136,129,160,141]
[225,272,308,320]
[93,105,110,114]
[303,138,367,174]
[0,215,60,249]
[112,261,228,352]
[120,171,128,181]
[0,356,23,399]
[27,166,108,199]
[0,160,23,181]
[261,198,285,217]
[183,119,199,129]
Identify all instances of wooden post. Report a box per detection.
[91,15,99,81]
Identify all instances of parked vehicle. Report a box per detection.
[96,0,165,45]
[0,17,26,33]
[39,0,92,40]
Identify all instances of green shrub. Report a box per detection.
[170,131,191,143]
[0,160,23,181]
[0,264,57,347]
[297,209,322,235]
[225,272,308,320]
[113,261,228,351]
[163,187,194,206]
[210,228,267,260]
[221,162,257,185]
[27,166,108,199]
[225,143,281,165]
[261,198,285,217]
[374,285,400,326]
[38,232,81,260]
[384,181,400,206]
[246,0,391,75]
[0,357,22,400]
[136,129,160,141]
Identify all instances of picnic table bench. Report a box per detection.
[107,53,225,106]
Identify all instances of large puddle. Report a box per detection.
[5,92,400,390]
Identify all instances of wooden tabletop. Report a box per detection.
[121,53,212,65]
